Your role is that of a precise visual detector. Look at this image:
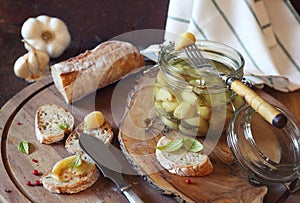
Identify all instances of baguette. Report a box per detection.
[35,104,74,144]
[51,40,145,103]
[156,136,213,176]
[41,154,100,194]
[65,120,113,155]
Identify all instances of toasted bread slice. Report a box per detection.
[35,104,74,144]
[41,154,100,194]
[65,120,113,155]
[156,136,213,176]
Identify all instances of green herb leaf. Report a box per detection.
[183,138,203,152]
[156,138,183,152]
[69,155,82,168]
[18,141,29,155]
[59,123,68,130]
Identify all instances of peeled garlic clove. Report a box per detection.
[84,111,105,129]
[14,54,30,79]
[175,32,196,50]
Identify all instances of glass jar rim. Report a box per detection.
[227,104,300,184]
[159,40,245,89]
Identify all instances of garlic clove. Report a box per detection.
[14,54,30,79]
[36,50,50,71]
[36,15,52,25]
[55,32,71,48]
[21,18,43,39]
[24,39,47,54]
[47,42,67,58]
[27,51,39,75]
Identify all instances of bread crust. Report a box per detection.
[51,40,145,103]
[156,136,213,176]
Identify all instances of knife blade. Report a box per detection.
[79,133,144,203]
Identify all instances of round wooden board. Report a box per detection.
[118,68,268,202]
[0,75,176,203]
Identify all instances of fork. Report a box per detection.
[184,43,287,129]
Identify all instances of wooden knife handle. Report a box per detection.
[228,78,287,128]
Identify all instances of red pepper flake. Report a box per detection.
[5,189,11,193]
[26,181,32,186]
[107,195,111,199]
[73,171,76,175]
[185,179,191,184]
[123,139,128,142]
[17,122,22,125]
[32,169,39,175]
[35,180,41,186]
[64,175,68,179]
[32,159,38,163]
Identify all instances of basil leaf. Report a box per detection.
[18,141,29,155]
[156,138,183,152]
[183,138,203,152]
[59,123,68,130]
[69,155,82,168]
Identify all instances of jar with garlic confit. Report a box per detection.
[154,40,245,136]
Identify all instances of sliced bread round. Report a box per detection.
[156,136,213,176]
[35,104,74,144]
[65,120,113,155]
[41,154,100,194]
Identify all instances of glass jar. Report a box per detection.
[154,40,245,136]
[227,104,300,189]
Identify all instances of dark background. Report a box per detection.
[0,0,169,107]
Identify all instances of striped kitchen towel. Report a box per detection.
[164,0,300,92]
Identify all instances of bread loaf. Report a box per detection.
[35,104,74,144]
[51,40,145,103]
[156,136,213,176]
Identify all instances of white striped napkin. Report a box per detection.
[164,0,300,92]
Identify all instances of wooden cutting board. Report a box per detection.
[0,70,267,203]
[0,76,121,202]
[0,75,177,203]
[118,68,268,202]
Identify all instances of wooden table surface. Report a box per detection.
[1,1,300,202]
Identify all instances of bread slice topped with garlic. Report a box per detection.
[35,104,75,144]
[156,136,213,176]
[41,154,100,194]
[65,111,113,155]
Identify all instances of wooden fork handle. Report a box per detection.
[227,78,287,128]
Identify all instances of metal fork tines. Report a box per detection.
[184,44,211,69]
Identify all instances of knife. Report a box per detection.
[79,133,144,203]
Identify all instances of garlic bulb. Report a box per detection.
[21,15,71,58]
[14,40,50,82]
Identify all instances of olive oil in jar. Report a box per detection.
[155,41,245,136]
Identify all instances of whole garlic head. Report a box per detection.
[14,40,50,82]
[21,15,71,58]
